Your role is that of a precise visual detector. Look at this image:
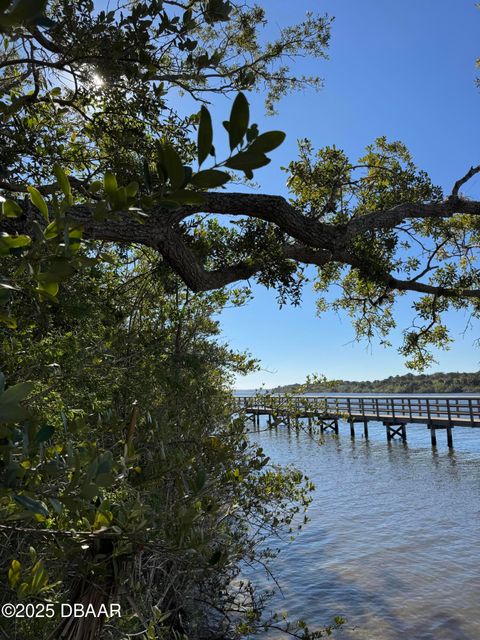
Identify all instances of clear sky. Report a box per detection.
[208,1,480,388]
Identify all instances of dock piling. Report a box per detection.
[235,394,479,448]
[363,420,369,439]
[446,426,453,449]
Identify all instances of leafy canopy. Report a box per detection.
[1,0,479,371]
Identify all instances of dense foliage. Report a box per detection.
[0,1,478,638]
[273,371,480,395]
[0,2,342,639]
[0,249,326,639]
[0,0,330,187]
[1,1,479,369]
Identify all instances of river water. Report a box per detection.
[247,411,480,640]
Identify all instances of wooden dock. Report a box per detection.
[233,394,480,448]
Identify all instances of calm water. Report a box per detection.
[248,416,480,639]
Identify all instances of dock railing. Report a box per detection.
[233,395,480,428]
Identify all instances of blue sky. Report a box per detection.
[208,1,480,388]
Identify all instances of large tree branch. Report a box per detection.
[2,188,479,298]
[155,232,333,291]
[345,198,480,236]
[176,192,342,250]
[451,164,480,197]
[386,274,480,298]
[346,164,480,236]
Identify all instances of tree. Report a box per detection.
[0,4,344,638]
[0,0,330,185]
[3,2,476,637]
[0,0,480,640]
[2,1,478,369]
[0,251,320,639]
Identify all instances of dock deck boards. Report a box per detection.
[233,394,480,446]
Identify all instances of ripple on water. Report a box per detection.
[249,420,480,640]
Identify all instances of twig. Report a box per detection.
[451,165,480,197]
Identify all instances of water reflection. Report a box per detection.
[249,418,480,639]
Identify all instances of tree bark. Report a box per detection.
[3,189,480,299]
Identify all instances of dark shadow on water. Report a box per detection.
[267,536,457,640]
[267,513,478,640]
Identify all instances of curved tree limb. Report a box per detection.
[3,184,479,298]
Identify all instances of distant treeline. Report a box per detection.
[273,371,480,394]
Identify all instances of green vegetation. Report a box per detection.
[0,1,479,639]
[0,252,320,639]
[2,3,480,369]
[273,371,480,394]
[0,2,338,638]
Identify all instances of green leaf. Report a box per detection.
[168,190,206,205]
[2,199,23,218]
[37,257,75,283]
[27,186,49,221]
[229,92,249,150]
[203,0,231,24]
[155,161,166,183]
[93,510,112,530]
[224,152,270,172]
[159,145,185,190]
[143,159,152,191]
[0,313,16,329]
[0,233,31,255]
[246,123,259,143]
[140,196,155,210]
[104,171,117,198]
[80,483,98,500]
[112,186,127,210]
[93,200,109,221]
[30,560,48,592]
[96,471,115,487]
[35,424,54,444]
[126,181,139,198]
[68,226,83,252]
[53,163,72,202]
[96,452,113,476]
[49,497,62,514]
[14,495,49,517]
[9,0,48,22]
[88,181,103,194]
[43,219,63,240]
[197,106,213,166]
[181,165,193,188]
[191,170,230,189]
[37,281,59,298]
[8,560,21,588]
[0,381,33,407]
[249,131,286,154]
[155,199,181,209]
